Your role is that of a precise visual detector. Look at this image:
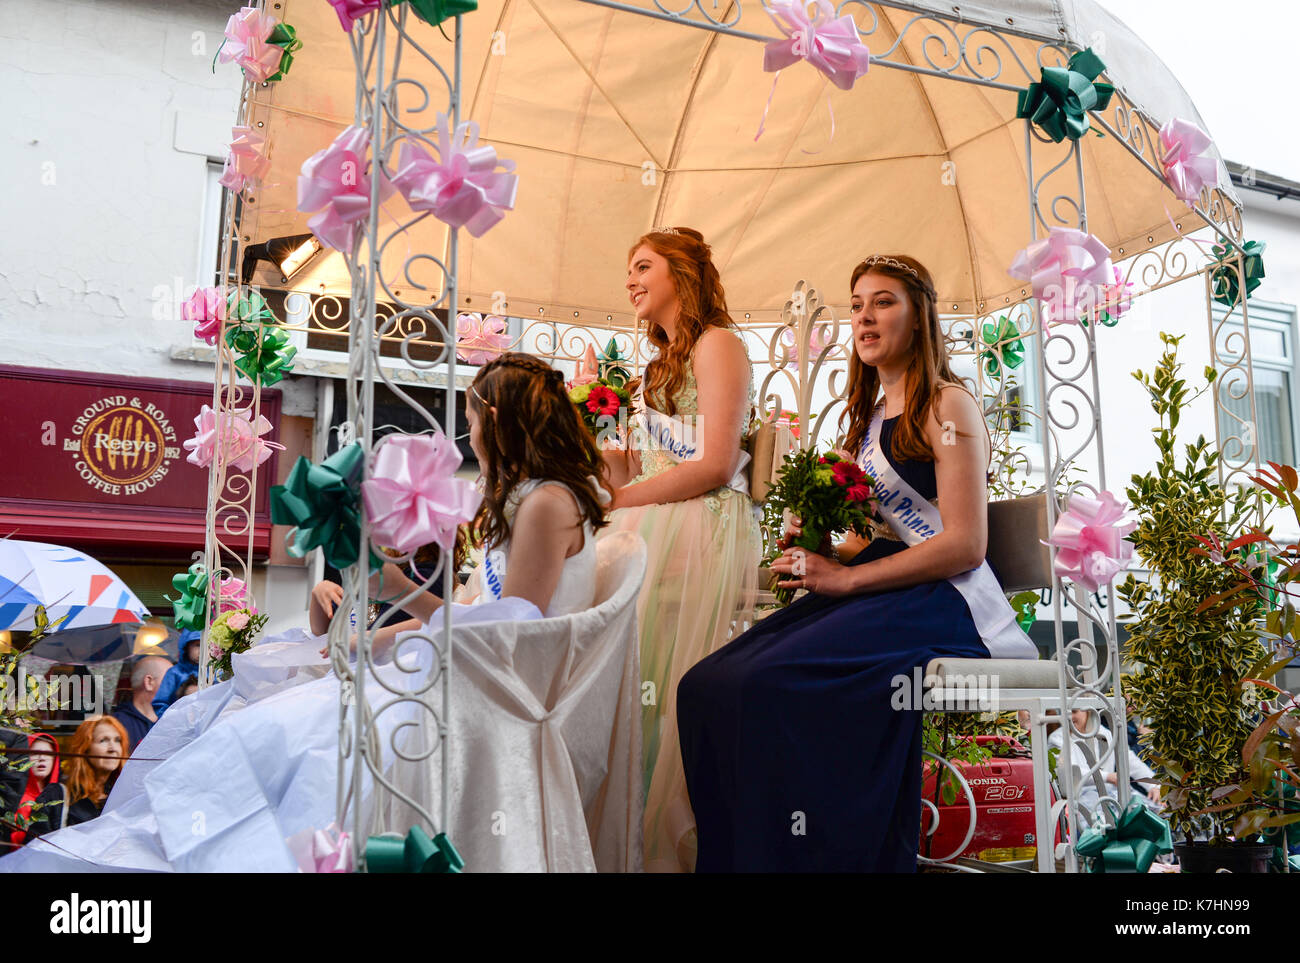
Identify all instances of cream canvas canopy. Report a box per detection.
[239,0,1238,323]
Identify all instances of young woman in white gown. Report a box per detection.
[0,354,631,873]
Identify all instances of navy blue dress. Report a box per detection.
[677,416,996,872]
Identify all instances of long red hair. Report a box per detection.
[64,715,129,807]
[629,227,735,416]
[840,255,964,461]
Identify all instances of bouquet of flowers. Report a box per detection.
[569,379,633,440]
[762,448,876,604]
[207,607,269,679]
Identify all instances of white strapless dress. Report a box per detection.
[0,480,644,873]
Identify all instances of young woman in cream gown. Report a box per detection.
[602,227,762,872]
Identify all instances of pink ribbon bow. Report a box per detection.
[455,313,511,366]
[1008,227,1115,325]
[218,575,257,615]
[327,0,384,32]
[1044,490,1136,593]
[390,115,518,237]
[763,0,871,90]
[183,405,285,473]
[219,126,271,194]
[217,6,282,83]
[286,824,353,873]
[298,126,394,252]
[182,287,226,344]
[779,324,829,368]
[362,432,483,555]
[571,344,600,386]
[1158,117,1219,205]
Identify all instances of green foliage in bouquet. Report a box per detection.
[760,448,875,604]
[1117,333,1269,844]
[568,380,632,440]
[207,608,269,681]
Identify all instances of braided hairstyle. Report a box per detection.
[468,352,608,553]
[629,227,736,417]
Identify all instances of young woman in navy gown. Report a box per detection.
[676,254,1038,872]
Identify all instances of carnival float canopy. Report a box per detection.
[238,0,1237,322]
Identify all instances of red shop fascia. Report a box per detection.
[0,367,281,560]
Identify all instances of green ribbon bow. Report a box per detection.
[1016,47,1115,143]
[1210,239,1266,308]
[265,23,303,83]
[386,0,477,27]
[224,293,297,386]
[270,444,380,572]
[598,336,632,389]
[366,827,464,873]
[166,562,210,632]
[1075,798,1173,872]
[978,316,1025,379]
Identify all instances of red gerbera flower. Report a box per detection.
[846,483,873,503]
[832,460,866,487]
[586,384,621,417]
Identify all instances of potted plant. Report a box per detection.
[1118,333,1282,871]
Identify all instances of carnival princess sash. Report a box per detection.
[859,406,1037,660]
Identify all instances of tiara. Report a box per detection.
[860,255,921,282]
[651,226,681,236]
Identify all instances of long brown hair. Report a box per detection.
[629,227,735,416]
[64,715,129,807]
[840,254,964,462]
[468,353,608,552]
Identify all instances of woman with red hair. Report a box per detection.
[32,715,129,834]
[603,227,762,872]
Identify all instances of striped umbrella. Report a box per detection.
[0,540,149,633]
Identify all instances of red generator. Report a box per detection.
[920,735,1058,865]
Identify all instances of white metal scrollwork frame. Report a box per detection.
[200,0,1256,871]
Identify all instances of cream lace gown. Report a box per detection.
[603,336,762,872]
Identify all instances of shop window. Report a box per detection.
[1214,300,1299,466]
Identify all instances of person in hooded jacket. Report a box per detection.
[0,728,28,817]
[152,630,201,717]
[7,733,62,847]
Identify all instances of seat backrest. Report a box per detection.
[986,494,1052,594]
[745,421,795,503]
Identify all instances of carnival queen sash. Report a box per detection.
[633,386,752,497]
[859,407,1037,660]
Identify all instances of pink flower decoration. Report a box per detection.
[362,432,482,555]
[390,114,518,237]
[209,641,224,660]
[182,287,226,345]
[183,405,285,474]
[1008,227,1115,325]
[219,126,271,194]
[327,0,384,32]
[455,313,511,366]
[298,126,395,252]
[217,6,282,83]
[763,0,871,90]
[1159,117,1219,205]
[1044,491,1137,593]
[226,611,250,631]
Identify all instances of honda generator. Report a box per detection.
[920,735,1058,864]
